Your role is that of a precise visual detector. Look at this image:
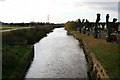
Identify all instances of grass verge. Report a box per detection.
[0,25,29,30]
[2,25,54,79]
[72,31,120,79]
[2,44,33,79]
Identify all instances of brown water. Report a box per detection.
[25,28,88,79]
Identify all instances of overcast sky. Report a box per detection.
[0,0,119,23]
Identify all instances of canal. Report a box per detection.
[25,28,88,78]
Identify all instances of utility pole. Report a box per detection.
[47,14,49,23]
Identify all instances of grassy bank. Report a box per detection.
[2,25,54,79]
[72,31,120,79]
[2,44,33,79]
[65,22,120,79]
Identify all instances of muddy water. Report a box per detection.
[25,28,88,78]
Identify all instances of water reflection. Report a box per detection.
[25,28,88,78]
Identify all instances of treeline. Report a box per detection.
[65,13,120,42]
[65,20,119,32]
[2,22,55,27]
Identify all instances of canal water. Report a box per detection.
[25,28,88,78]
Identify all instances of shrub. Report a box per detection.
[2,25,54,46]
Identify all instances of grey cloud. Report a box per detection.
[73,2,118,12]
[0,0,5,1]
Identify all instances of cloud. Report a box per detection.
[0,0,5,1]
[73,2,118,13]
[0,0,119,23]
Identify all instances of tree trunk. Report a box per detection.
[94,24,98,38]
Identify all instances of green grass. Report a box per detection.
[72,31,120,79]
[91,43,119,78]
[1,27,23,29]
[2,25,54,79]
[0,25,28,30]
[2,44,33,78]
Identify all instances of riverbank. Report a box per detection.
[2,44,34,79]
[2,25,55,79]
[66,30,119,79]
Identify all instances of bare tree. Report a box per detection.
[94,13,101,38]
